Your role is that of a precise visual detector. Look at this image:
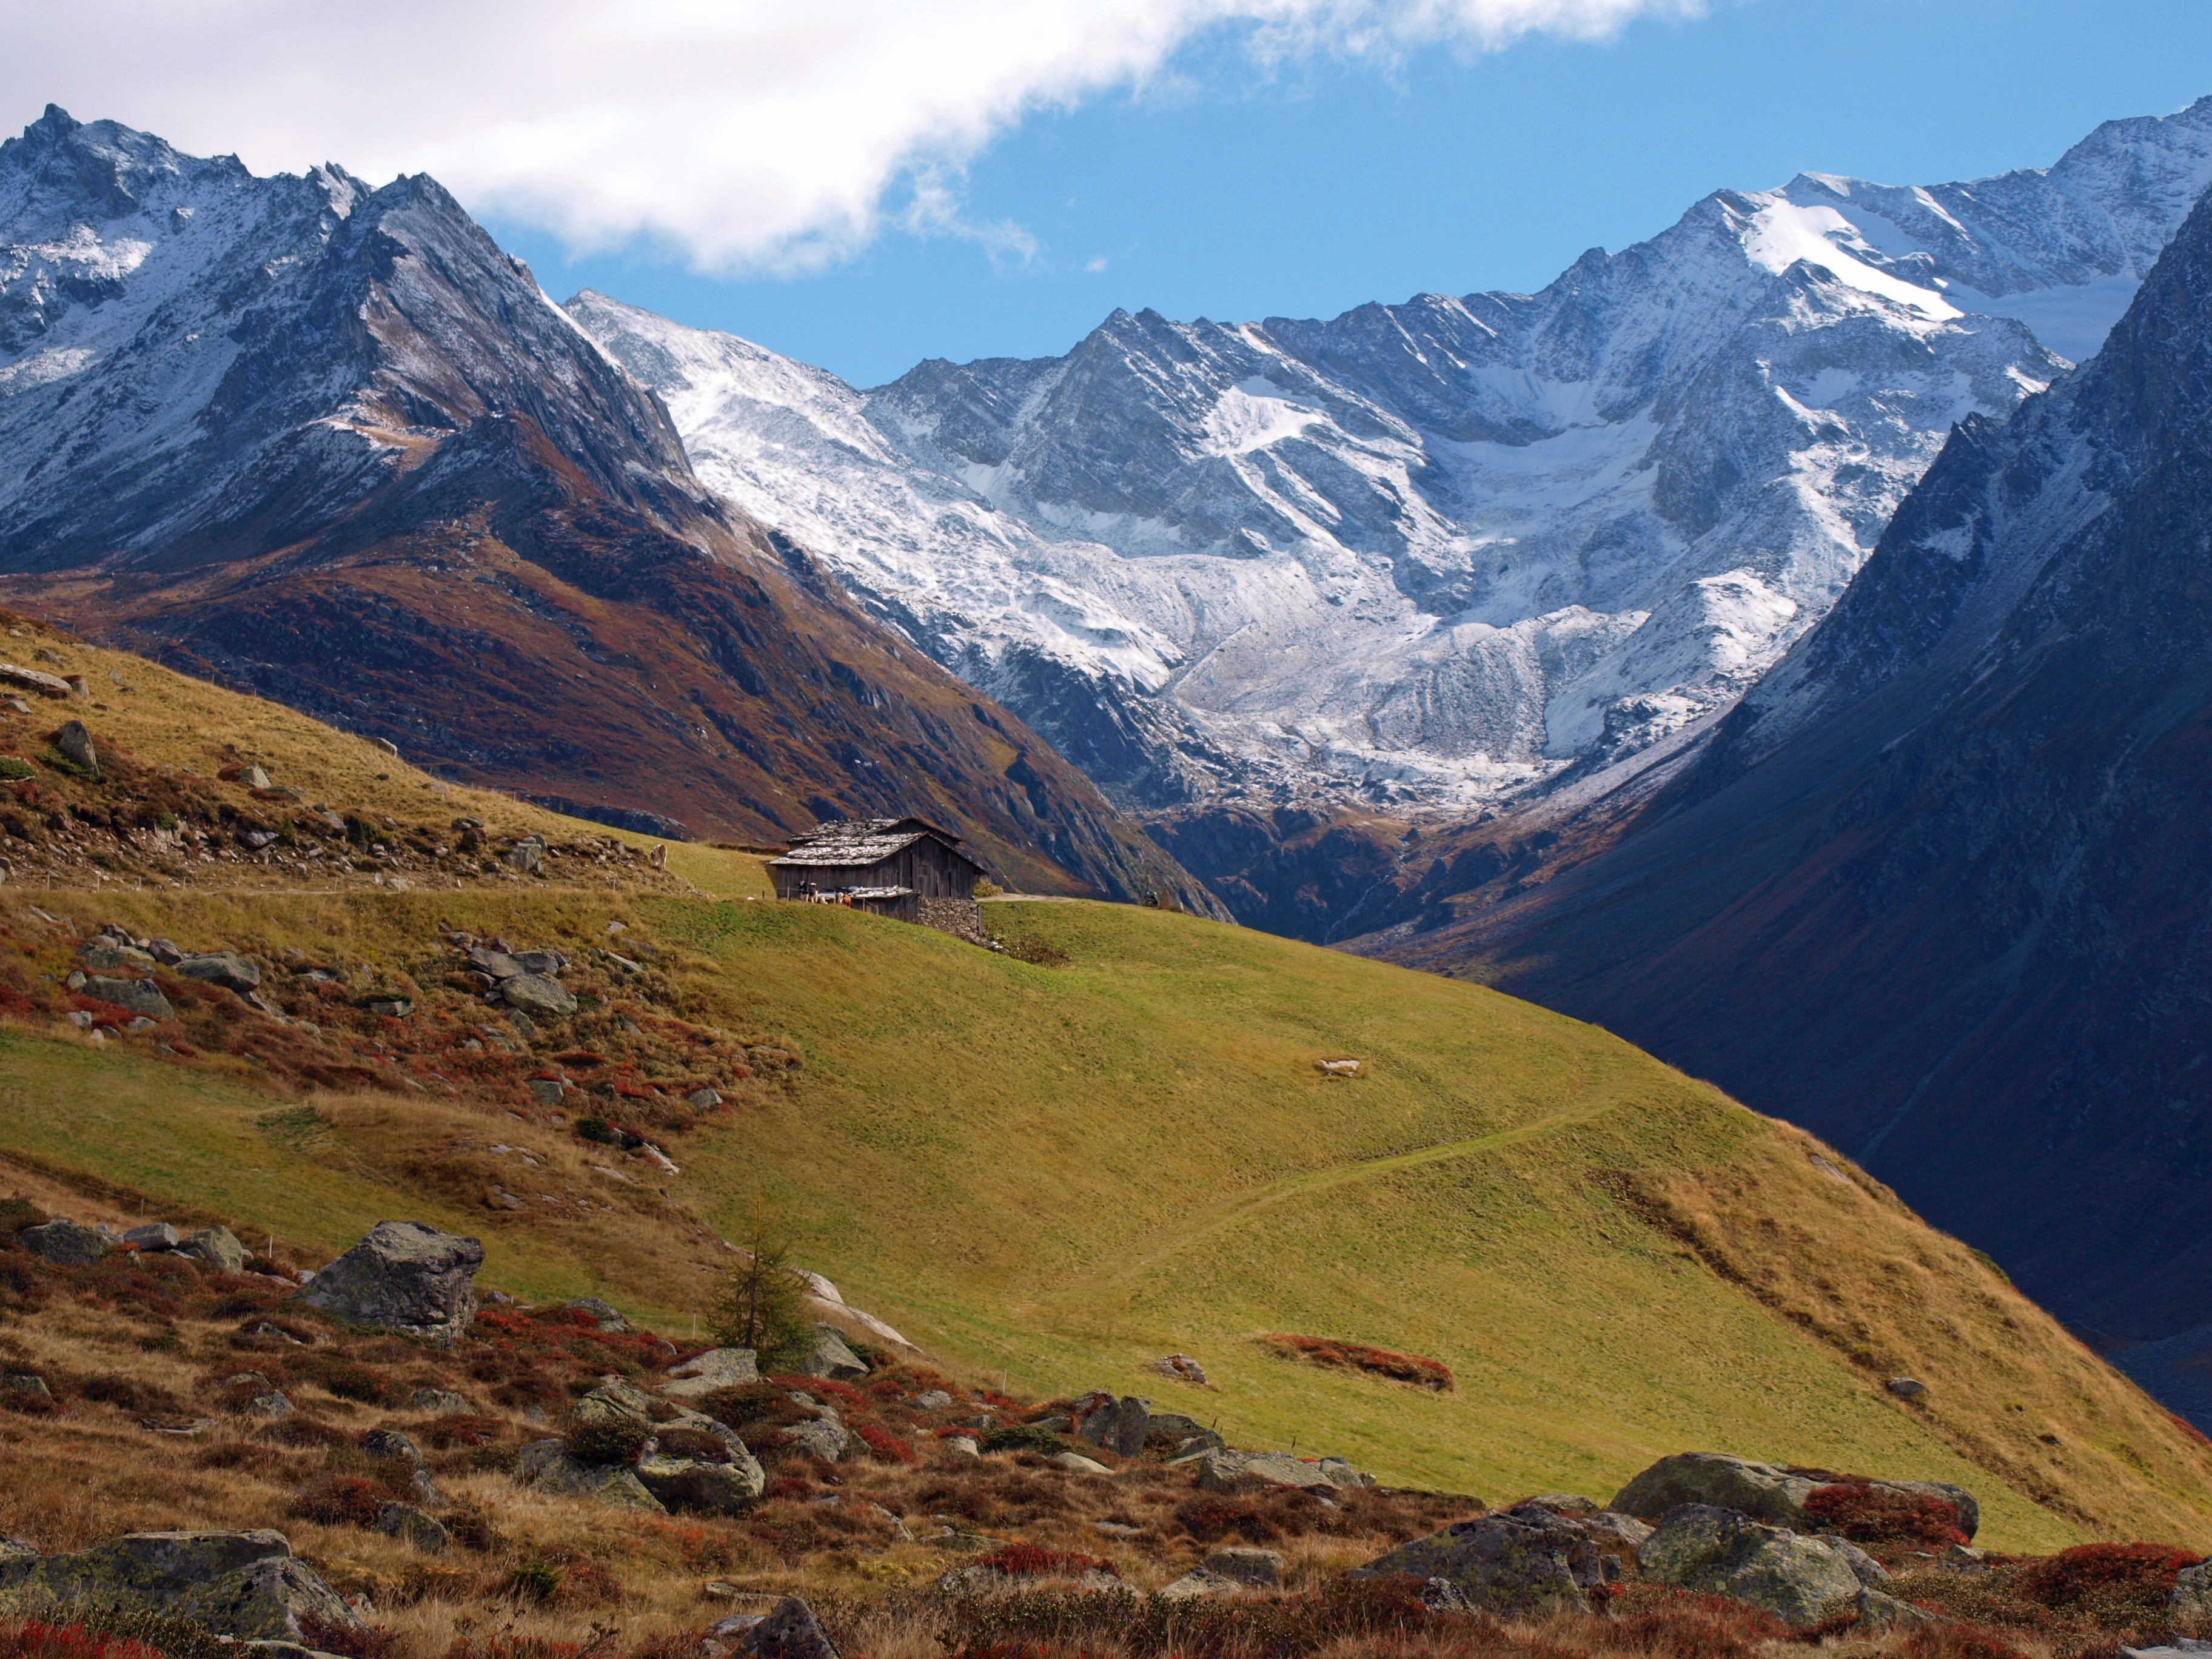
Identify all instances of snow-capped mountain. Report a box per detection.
[0,106,1210,907]
[1373,156,2212,1367]
[576,98,2212,814]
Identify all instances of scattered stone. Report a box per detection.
[780,1418,853,1463]
[1151,1354,1208,1384]
[366,999,412,1019]
[295,1221,483,1344]
[501,973,577,1021]
[1818,1535,1892,1586]
[688,1087,722,1110]
[512,949,567,975]
[180,1227,247,1273]
[665,1348,760,1399]
[55,720,98,776]
[85,976,175,1021]
[1350,1509,1604,1616]
[947,1436,980,1458]
[5,1531,357,1642]
[374,1503,447,1555]
[703,1580,743,1602]
[21,1219,112,1266]
[508,838,546,875]
[1852,1587,1942,1629]
[2171,1560,2212,1615]
[797,1325,869,1381]
[566,1296,631,1332]
[511,1439,668,1512]
[0,663,71,699]
[370,739,399,759]
[1887,1376,1928,1400]
[467,947,523,980]
[244,1392,294,1421]
[1054,1452,1113,1475]
[240,765,273,790]
[412,1388,469,1415]
[1638,1504,1865,1627]
[1610,1453,1820,1528]
[912,1390,953,1411]
[1203,1547,1284,1587]
[4,1372,51,1400]
[527,1079,568,1105]
[1317,1058,1361,1077]
[1159,1569,1239,1600]
[702,1595,840,1659]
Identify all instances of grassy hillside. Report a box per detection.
[4,627,2212,1560]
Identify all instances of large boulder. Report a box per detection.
[780,1418,853,1463]
[176,953,261,994]
[5,1531,357,1643]
[702,1597,840,1659]
[1196,1449,1375,1494]
[664,1347,759,1399]
[1610,1453,1979,1541]
[1349,1508,1604,1617]
[20,1219,111,1267]
[2173,1559,2212,1615]
[295,1221,482,1344]
[1638,1504,1864,1627]
[512,1439,668,1512]
[1610,1453,1817,1527]
[180,1226,246,1273]
[636,1449,766,1514]
[83,976,173,1021]
[501,974,576,1021]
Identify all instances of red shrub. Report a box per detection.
[974,1545,1116,1580]
[0,1622,172,1659]
[1262,1334,1453,1392]
[290,1476,384,1527]
[852,1422,916,1464]
[1174,1496,1283,1544]
[1895,1626,2034,1659]
[1804,1482,1969,1548]
[2014,1542,2200,1615]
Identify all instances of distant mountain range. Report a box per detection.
[0,106,1210,907]
[571,101,2212,833]
[1359,164,2212,1388]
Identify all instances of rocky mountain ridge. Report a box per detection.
[572,98,2212,832]
[0,107,1208,906]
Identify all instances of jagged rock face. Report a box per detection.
[572,99,2212,819]
[0,107,1210,908]
[1373,172,2212,1366]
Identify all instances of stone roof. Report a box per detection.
[769,817,979,871]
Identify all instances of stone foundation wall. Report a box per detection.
[917,896,989,946]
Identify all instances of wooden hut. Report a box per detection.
[769,817,988,927]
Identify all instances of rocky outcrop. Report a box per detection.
[512,1440,666,1512]
[1196,1450,1375,1495]
[1638,1504,1864,1626]
[295,1221,482,1344]
[1609,1453,1977,1541]
[664,1347,759,1399]
[701,1597,841,1659]
[797,1326,868,1381]
[0,1531,357,1642]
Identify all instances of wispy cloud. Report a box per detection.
[5,0,1702,272]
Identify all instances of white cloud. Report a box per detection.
[4,0,1700,271]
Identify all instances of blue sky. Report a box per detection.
[481,0,2212,388]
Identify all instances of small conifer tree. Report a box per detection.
[709,1206,813,1369]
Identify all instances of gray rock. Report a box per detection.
[20,1219,111,1267]
[1852,1587,1940,1629]
[511,950,566,976]
[1145,1412,1222,1455]
[1111,1396,1151,1458]
[574,1376,660,1424]
[1197,1450,1373,1494]
[2171,1560,2212,1615]
[82,943,153,970]
[704,1596,840,1659]
[797,1324,868,1380]
[1054,1452,1113,1475]
[240,765,272,790]
[526,1079,567,1105]
[1814,1534,1891,1586]
[55,720,98,776]
[176,952,262,994]
[4,1372,51,1400]
[508,839,546,875]
[373,1503,449,1556]
[466,947,522,980]
[295,1221,483,1344]
[84,976,174,1021]
[635,1448,766,1513]
[511,1439,668,1512]
[1352,1510,1604,1616]
[665,1347,760,1399]
[1159,1569,1238,1600]
[1638,1504,1864,1627]
[913,1390,953,1411]
[1887,1377,1928,1399]
[411,1389,469,1415]
[244,1392,293,1421]
[781,1419,854,1463]
[172,1555,360,1641]
[501,974,576,1021]
[1151,1354,1208,1384]
[366,999,412,1019]
[360,1429,423,1463]
[1073,1392,1120,1447]
[1610,1452,1819,1527]
[180,1227,247,1273]
[688,1088,722,1109]
[1202,1547,1283,1588]
[565,1296,629,1331]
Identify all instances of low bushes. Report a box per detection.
[1803,1481,1969,1547]
[1261,1335,1454,1393]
